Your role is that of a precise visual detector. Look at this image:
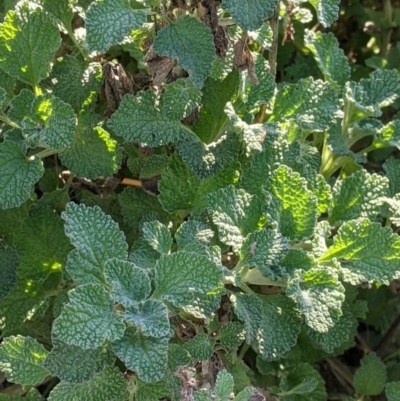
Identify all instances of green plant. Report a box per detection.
[1,0,400,400]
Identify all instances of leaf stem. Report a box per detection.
[0,113,20,128]
[237,342,250,360]
[34,148,60,158]
[67,28,89,61]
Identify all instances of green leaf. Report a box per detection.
[304,30,350,89]
[153,251,221,308]
[0,336,49,386]
[382,157,400,196]
[38,0,74,32]
[270,78,340,132]
[220,322,245,349]
[168,343,192,372]
[245,53,275,108]
[0,280,48,334]
[43,341,114,383]
[0,2,61,87]
[248,22,273,50]
[13,206,71,281]
[268,165,318,240]
[221,0,279,31]
[353,353,386,396]
[153,16,215,88]
[207,186,267,252]
[7,88,35,126]
[386,382,400,401]
[279,363,327,401]
[176,132,241,179]
[142,221,173,254]
[0,69,16,108]
[383,194,400,227]
[183,333,215,360]
[225,103,267,156]
[48,366,128,401]
[125,299,170,338]
[345,69,400,120]
[21,94,76,149]
[119,187,170,233]
[231,293,264,343]
[0,245,18,298]
[215,370,234,400]
[111,327,169,383]
[108,90,186,147]
[319,218,400,285]
[192,71,240,144]
[103,259,151,306]
[136,379,170,401]
[61,202,128,284]
[255,295,302,359]
[140,154,170,179]
[162,78,202,121]
[52,283,126,349]
[239,228,290,279]
[175,220,214,249]
[86,0,146,52]
[306,302,359,353]
[308,0,339,27]
[0,141,44,210]
[60,115,122,180]
[329,170,388,225]
[286,268,345,332]
[50,57,103,113]
[375,119,400,149]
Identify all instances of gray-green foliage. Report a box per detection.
[0,1,399,401]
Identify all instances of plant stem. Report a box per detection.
[34,148,59,158]
[238,342,250,360]
[67,28,89,61]
[380,0,393,59]
[0,113,20,128]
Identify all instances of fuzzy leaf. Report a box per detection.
[61,203,128,284]
[256,295,302,359]
[221,0,279,31]
[108,90,186,147]
[103,259,151,307]
[43,341,114,384]
[112,327,169,383]
[279,363,327,401]
[375,120,400,149]
[386,382,400,401]
[215,370,234,400]
[142,221,173,254]
[319,218,400,285]
[7,88,35,126]
[207,186,267,251]
[0,245,18,298]
[13,206,71,281]
[52,283,126,349]
[86,0,146,52]
[21,94,76,150]
[153,16,215,88]
[286,268,345,332]
[329,170,388,225]
[50,57,103,113]
[175,220,214,249]
[0,336,49,386]
[269,165,318,240]
[0,281,48,334]
[153,251,221,307]
[308,0,340,27]
[231,293,264,343]
[162,78,202,121]
[0,141,44,210]
[183,333,215,360]
[271,78,340,132]
[305,30,350,89]
[353,353,386,396]
[48,366,128,401]
[220,322,246,349]
[125,299,170,338]
[38,0,74,31]
[60,116,122,180]
[239,228,290,279]
[0,2,60,87]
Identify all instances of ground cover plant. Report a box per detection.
[1,0,400,400]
